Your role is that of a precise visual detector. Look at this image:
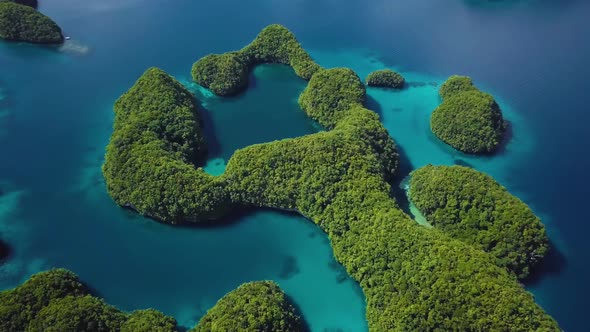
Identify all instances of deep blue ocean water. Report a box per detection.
[1,0,589,330]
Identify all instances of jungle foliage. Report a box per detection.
[102,67,230,224]
[366,69,405,89]
[431,75,506,154]
[439,74,478,100]
[0,270,304,332]
[192,281,304,332]
[120,309,178,332]
[27,295,128,332]
[0,269,179,332]
[0,2,62,43]
[223,68,558,331]
[101,25,558,331]
[0,269,89,331]
[191,24,321,96]
[409,165,549,279]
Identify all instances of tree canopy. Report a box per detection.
[366,69,405,89]
[0,269,304,332]
[120,309,178,332]
[409,165,549,279]
[191,24,321,96]
[0,2,62,44]
[0,269,90,331]
[0,269,180,331]
[102,67,230,224]
[223,68,558,331]
[102,25,559,331]
[192,281,304,332]
[431,75,506,154]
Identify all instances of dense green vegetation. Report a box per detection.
[438,74,478,100]
[102,67,230,224]
[103,25,558,331]
[409,165,549,279]
[0,0,38,8]
[224,68,558,331]
[192,24,321,96]
[299,68,366,128]
[365,69,405,89]
[0,269,180,331]
[0,2,62,44]
[192,281,304,332]
[28,295,128,332]
[431,75,506,154]
[0,269,304,331]
[0,269,89,331]
[121,309,178,332]
[191,53,249,96]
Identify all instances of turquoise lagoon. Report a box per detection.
[1,0,590,330]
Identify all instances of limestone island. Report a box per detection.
[0,269,303,332]
[0,1,63,44]
[191,24,320,96]
[409,165,549,279]
[431,75,506,154]
[101,25,559,331]
[102,67,230,224]
[366,69,405,89]
[194,281,304,332]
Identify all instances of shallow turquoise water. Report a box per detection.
[1,0,590,330]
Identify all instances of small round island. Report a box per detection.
[365,69,405,89]
[431,75,506,154]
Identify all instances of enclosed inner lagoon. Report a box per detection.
[1,0,590,330]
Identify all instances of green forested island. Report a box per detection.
[191,24,320,96]
[98,24,560,331]
[0,269,302,332]
[192,281,304,332]
[409,165,549,279]
[102,67,229,224]
[0,1,62,44]
[0,269,131,332]
[365,69,405,89]
[431,75,506,154]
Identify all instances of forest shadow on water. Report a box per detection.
[195,104,223,162]
[523,241,568,287]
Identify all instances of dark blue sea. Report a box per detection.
[1,0,589,330]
